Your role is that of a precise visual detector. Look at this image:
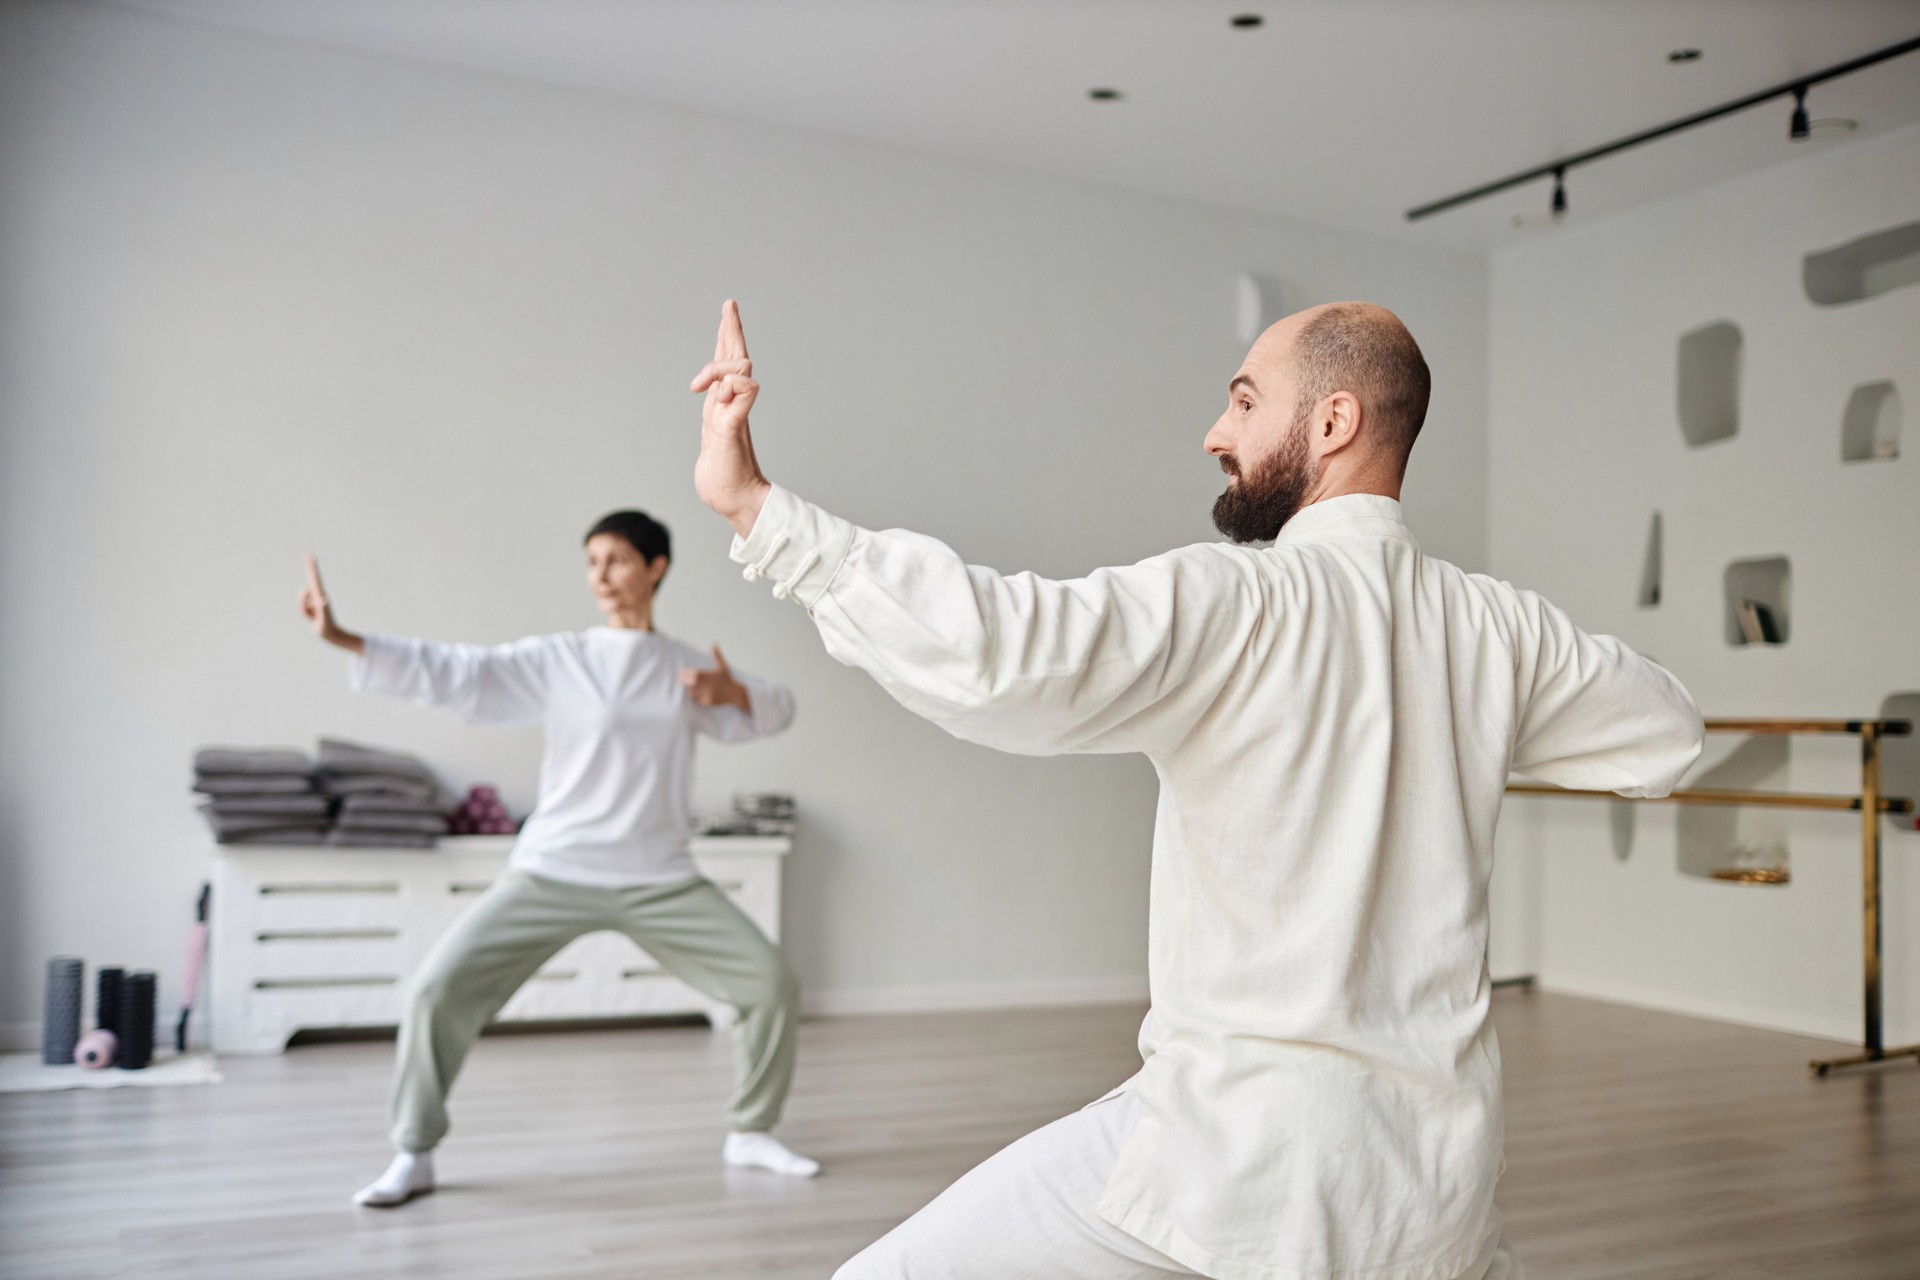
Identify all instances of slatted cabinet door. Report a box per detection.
[210,835,789,1053]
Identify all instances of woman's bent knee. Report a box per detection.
[403,971,462,1023]
[738,957,801,1016]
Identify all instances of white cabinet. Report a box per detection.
[209,834,789,1054]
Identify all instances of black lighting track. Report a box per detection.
[1406,32,1920,222]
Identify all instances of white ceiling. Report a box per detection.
[113,0,1920,251]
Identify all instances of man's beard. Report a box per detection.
[1212,413,1316,543]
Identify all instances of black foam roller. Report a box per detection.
[96,967,125,1065]
[43,957,83,1065]
[120,972,156,1070]
[97,966,125,1030]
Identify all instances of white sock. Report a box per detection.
[723,1131,820,1178]
[352,1151,435,1207]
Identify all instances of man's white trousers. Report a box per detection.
[834,1090,1523,1280]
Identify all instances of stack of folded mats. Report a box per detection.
[318,738,449,849]
[193,747,329,845]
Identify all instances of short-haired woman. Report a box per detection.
[301,509,815,1208]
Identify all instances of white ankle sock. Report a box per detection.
[723,1131,820,1178]
[352,1151,435,1207]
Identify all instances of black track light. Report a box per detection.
[1407,32,1920,222]
[1512,167,1570,230]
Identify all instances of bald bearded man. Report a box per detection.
[690,300,1703,1280]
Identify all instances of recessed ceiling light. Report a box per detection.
[1088,87,1122,101]
[1667,48,1702,63]
[1231,14,1264,29]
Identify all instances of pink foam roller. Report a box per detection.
[75,1028,118,1069]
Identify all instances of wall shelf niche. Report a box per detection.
[1840,380,1901,463]
[1723,556,1790,646]
[1676,736,1790,884]
[1803,220,1920,306]
[1882,692,1920,832]
[1637,511,1663,607]
[1676,320,1742,447]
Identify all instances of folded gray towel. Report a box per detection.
[194,774,317,796]
[319,773,439,802]
[317,738,436,783]
[193,746,314,775]
[205,794,331,817]
[328,828,438,849]
[200,808,331,838]
[219,828,329,846]
[334,811,448,835]
[340,793,446,817]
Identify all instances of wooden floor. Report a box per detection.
[3,990,1917,1279]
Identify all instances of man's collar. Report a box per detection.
[1273,492,1410,546]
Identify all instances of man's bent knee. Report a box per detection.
[830,1245,896,1280]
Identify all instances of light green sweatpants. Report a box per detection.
[390,868,800,1153]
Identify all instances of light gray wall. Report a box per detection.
[1487,124,1920,1042]
[0,0,1489,1038]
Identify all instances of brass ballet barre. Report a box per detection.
[1506,784,1911,813]
[1504,716,1915,1075]
[1701,717,1911,735]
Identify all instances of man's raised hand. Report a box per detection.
[690,299,772,537]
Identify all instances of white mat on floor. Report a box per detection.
[0,1051,222,1093]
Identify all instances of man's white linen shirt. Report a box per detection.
[731,484,1702,1280]
[350,628,794,888]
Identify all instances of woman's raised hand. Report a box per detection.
[299,555,364,654]
[690,299,772,537]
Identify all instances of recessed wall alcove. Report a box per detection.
[1677,736,1792,882]
[1803,220,1920,306]
[1723,556,1790,646]
[1609,802,1635,862]
[1881,692,1920,834]
[1637,511,1663,607]
[1677,321,1741,447]
[1840,380,1901,463]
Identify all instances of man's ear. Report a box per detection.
[1319,391,1363,454]
[649,555,671,586]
